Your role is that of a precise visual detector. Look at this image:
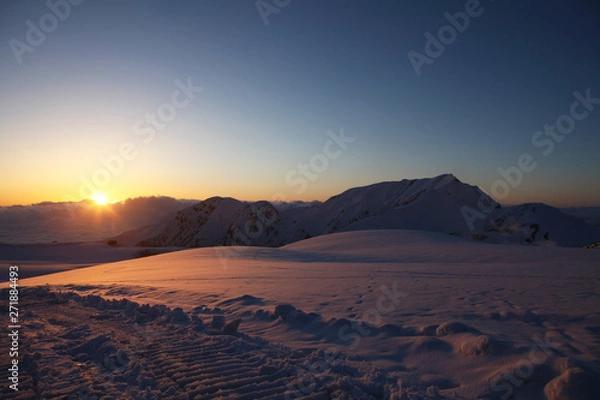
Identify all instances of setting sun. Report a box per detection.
[91,193,108,205]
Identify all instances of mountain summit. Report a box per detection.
[114,175,600,248]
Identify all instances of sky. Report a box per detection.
[1,0,599,207]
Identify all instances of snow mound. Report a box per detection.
[544,368,600,400]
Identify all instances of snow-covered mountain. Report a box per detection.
[116,174,600,248]
[298,173,496,235]
[476,203,600,247]
[562,206,600,228]
[117,197,286,248]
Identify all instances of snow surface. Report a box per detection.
[5,229,600,399]
[0,242,182,281]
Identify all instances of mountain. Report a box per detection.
[475,203,600,247]
[298,173,496,235]
[562,206,600,228]
[118,174,600,248]
[115,197,286,247]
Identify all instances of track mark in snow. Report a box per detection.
[1,287,428,399]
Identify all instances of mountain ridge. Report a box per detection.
[112,174,600,248]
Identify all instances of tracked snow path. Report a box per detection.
[1,287,416,400]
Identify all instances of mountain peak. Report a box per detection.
[110,175,600,249]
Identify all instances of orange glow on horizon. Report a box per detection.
[0,179,598,208]
[91,193,108,206]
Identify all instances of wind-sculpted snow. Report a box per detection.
[0,287,453,399]
[6,279,600,398]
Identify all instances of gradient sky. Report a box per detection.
[1,0,599,207]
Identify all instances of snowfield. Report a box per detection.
[4,229,600,399]
[0,242,183,282]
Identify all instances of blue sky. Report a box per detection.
[1,0,599,206]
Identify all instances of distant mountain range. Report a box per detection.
[112,174,600,248]
[0,197,198,244]
[561,206,600,228]
[1,175,598,247]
